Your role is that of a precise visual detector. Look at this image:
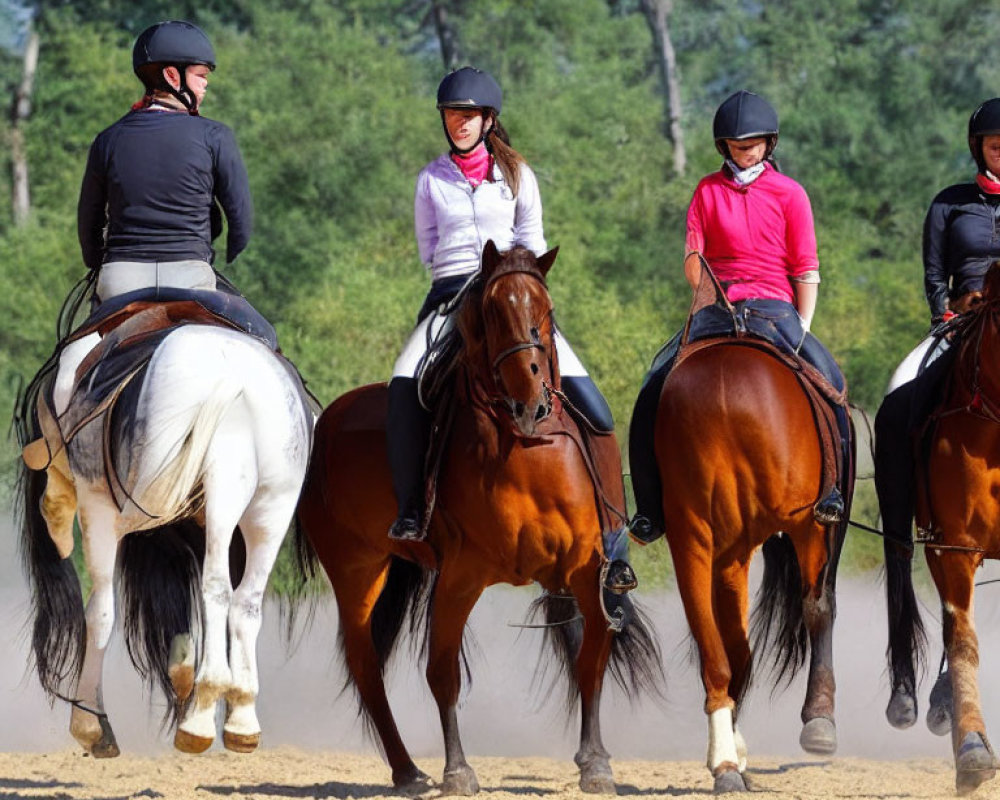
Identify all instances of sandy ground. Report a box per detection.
[0,748,972,800]
[2,512,1000,799]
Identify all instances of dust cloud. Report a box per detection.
[1,511,998,767]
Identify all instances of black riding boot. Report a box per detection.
[386,377,432,541]
[626,358,673,543]
[814,403,850,524]
[563,375,637,596]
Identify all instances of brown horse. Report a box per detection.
[652,275,853,792]
[295,243,659,795]
[883,264,1000,795]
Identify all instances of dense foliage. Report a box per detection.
[1,0,995,579]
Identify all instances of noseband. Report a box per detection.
[481,265,554,421]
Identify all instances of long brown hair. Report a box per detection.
[487,117,526,197]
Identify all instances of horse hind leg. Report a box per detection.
[668,531,747,792]
[790,526,839,756]
[174,477,250,753]
[70,493,120,758]
[221,498,299,754]
[335,558,432,792]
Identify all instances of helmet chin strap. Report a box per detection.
[162,66,199,115]
[441,110,492,155]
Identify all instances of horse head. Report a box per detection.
[468,240,559,437]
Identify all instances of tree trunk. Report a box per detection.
[640,0,685,176]
[430,0,461,70]
[12,29,39,226]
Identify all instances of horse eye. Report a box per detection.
[530,327,540,342]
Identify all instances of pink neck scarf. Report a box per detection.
[451,143,491,187]
[977,172,1000,194]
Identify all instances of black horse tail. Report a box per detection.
[885,538,926,707]
[528,592,664,713]
[17,464,86,699]
[117,520,245,727]
[750,533,808,697]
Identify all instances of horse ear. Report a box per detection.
[481,240,501,275]
[536,246,559,277]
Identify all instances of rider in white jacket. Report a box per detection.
[386,69,634,597]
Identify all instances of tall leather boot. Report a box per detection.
[386,377,432,541]
[563,376,639,602]
[626,362,671,542]
[814,402,850,524]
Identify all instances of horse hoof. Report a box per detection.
[174,728,213,754]
[886,688,917,729]
[223,729,260,753]
[956,732,997,795]
[439,766,479,796]
[393,768,434,796]
[579,764,617,794]
[90,735,121,759]
[799,717,837,755]
[927,704,952,737]
[713,769,748,794]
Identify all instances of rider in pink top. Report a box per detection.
[686,163,819,304]
[628,90,848,543]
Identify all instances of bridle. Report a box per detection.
[480,265,555,421]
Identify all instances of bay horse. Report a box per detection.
[16,316,313,757]
[651,269,853,792]
[296,242,659,795]
[882,263,1000,795]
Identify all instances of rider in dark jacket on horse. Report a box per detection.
[52,21,274,413]
[629,90,849,543]
[875,97,1000,548]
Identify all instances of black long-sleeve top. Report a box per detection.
[77,109,252,271]
[923,181,1000,317]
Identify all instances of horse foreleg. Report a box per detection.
[333,558,432,792]
[569,570,616,794]
[795,524,838,756]
[928,551,997,795]
[425,573,483,796]
[70,497,120,758]
[667,532,746,793]
[712,559,752,773]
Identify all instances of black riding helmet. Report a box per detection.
[968,98,1000,173]
[133,21,216,112]
[713,90,779,159]
[437,66,502,155]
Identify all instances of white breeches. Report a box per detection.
[95,259,216,301]
[885,333,951,395]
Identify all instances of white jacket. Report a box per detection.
[414,154,546,282]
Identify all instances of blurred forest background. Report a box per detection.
[0,0,996,579]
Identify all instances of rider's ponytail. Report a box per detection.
[487,118,525,197]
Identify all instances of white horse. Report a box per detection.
[18,323,313,756]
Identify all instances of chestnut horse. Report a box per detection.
[296,243,659,795]
[652,274,853,792]
[883,265,1000,795]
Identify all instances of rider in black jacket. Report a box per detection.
[875,97,1000,548]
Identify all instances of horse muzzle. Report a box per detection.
[506,385,552,437]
